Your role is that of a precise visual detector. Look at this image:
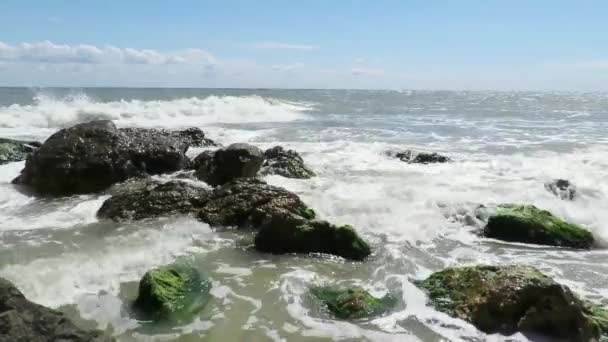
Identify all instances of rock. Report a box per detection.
[311,286,395,319]
[13,120,191,195]
[133,265,211,322]
[0,277,113,342]
[483,204,594,249]
[259,146,315,179]
[98,181,210,221]
[0,138,41,165]
[545,179,577,200]
[174,127,217,147]
[388,150,450,164]
[195,143,263,186]
[198,178,312,228]
[255,220,371,261]
[415,265,607,342]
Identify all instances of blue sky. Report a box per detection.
[0,0,607,90]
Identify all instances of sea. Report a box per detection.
[0,87,607,342]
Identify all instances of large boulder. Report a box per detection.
[415,265,608,341]
[13,121,192,195]
[133,265,211,322]
[483,204,594,249]
[255,220,371,261]
[0,277,113,342]
[195,143,263,186]
[259,146,315,179]
[98,181,210,221]
[388,150,450,164]
[545,179,577,200]
[0,138,41,165]
[311,286,395,319]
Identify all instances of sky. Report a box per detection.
[0,0,607,90]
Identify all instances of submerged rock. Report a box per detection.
[415,265,607,341]
[260,146,316,179]
[388,150,450,164]
[483,204,594,249]
[0,138,41,165]
[13,120,192,195]
[195,143,263,186]
[0,277,113,342]
[98,181,210,221]
[312,286,395,319]
[545,179,577,200]
[133,265,211,322]
[255,220,371,261]
[97,178,371,260]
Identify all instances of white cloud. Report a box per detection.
[0,41,216,65]
[351,67,385,76]
[249,41,319,51]
[272,63,304,72]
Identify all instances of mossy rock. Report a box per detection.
[0,138,39,165]
[483,204,594,248]
[254,220,371,261]
[586,305,608,341]
[312,286,395,319]
[133,265,211,322]
[415,265,606,341]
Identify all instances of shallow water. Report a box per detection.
[1,88,607,341]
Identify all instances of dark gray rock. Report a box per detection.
[13,121,191,195]
[194,143,263,186]
[388,150,451,164]
[0,138,41,165]
[98,181,210,221]
[260,146,315,179]
[0,277,113,342]
[545,179,576,200]
[174,127,217,147]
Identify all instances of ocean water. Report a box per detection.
[1,87,607,342]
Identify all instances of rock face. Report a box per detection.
[415,265,608,342]
[312,287,395,319]
[259,146,315,179]
[13,121,192,195]
[545,179,577,200]
[174,127,217,147]
[98,178,371,260]
[133,265,211,322]
[255,220,371,261]
[388,150,450,164]
[195,143,263,186]
[0,138,41,165]
[0,277,113,342]
[98,181,210,221]
[483,204,594,249]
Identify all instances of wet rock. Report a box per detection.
[0,138,41,165]
[133,265,211,322]
[174,127,217,147]
[545,179,577,200]
[483,204,594,249]
[415,265,607,342]
[198,178,312,228]
[0,277,113,342]
[388,150,451,164]
[311,286,395,319]
[13,120,191,195]
[98,181,210,221]
[195,143,263,186]
[255,220,371,261]
[259,146,316,179]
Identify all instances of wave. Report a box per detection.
[0,92,312,129]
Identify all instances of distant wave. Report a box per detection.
[0,92,312,129]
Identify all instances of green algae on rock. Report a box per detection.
[483,204,594,249]
[254,220,371,261]
[312,286,395,319]
[134,265,211,322]
[0,138,40,165]
[415,265,607,341]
